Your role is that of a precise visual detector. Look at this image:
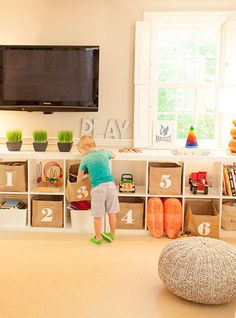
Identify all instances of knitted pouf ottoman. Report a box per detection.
[158,237,236,304]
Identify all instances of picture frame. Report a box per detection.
[153,120,176,149]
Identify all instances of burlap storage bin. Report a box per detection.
[32,196,63,228]
[117,197,144,230]
[0,161,27,192]
[184,200,220,238]
[66,163,91,202]
[222,204,236,231]
[148,162,182,195]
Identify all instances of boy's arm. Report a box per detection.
[77,170,85,183]
[108,150,115,159]
[100,149,116,159]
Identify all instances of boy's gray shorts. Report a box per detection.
[91,182,120,217]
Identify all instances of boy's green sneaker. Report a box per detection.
[89,237,102,246]
[101,232,115,242]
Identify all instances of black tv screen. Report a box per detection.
[0,45,99,113]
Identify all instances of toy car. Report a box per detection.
[119,174,135,193]
[189,171,208,195]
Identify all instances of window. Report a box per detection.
[134,12,236,149]
[156,28,219,144]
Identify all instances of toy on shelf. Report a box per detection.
[44,161,63,186]
[185,126,198,149]
[119,174,135,193]
[36,162,42,184]
[176,231,193,239]
[118,147,142,153]
[70,201,91,210]
[0,199,28,210]
[189,171,208,195]
[228,119,236,153]
[34,161,63,192]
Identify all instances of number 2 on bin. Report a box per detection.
[41,208,53,222]
[160,175,172,189]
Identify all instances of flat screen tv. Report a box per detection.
[0,45,99,114]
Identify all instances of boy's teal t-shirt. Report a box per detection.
[79,150,114,188]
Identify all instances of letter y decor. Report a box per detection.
[153,121,176,149]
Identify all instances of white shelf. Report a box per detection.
[29,227,66,232]
[0,149,81,160]
[117,185,146,197]
[0,226,30,232]
[115,229,147,235]
[0,192,28,195]
[222,196,236,200]
[220,229,236,238]
[30,191,64,195]
[147,194,183,198]
[0,150,234,239]
[64,223,94,233]
[0,148,236,161]
[184,187,221,198]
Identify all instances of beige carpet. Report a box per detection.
[0,232,235,318]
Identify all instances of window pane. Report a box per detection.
[158,30,178,56]
[158,114,176,121]
[158,88,195,113]
[197,30,217,83]
[177,114,195,138]
[157,29,217,83]
[198,30,217,56]
[196,88,215,113]
[178,30,197,56]
[197,57,216,82]
[197,115,215,139]
[176,88,195,112]
[158,57,177,82]
[158,88,176,112]
[177,57,196,82]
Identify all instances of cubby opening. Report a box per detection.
[148,162,183,195]
[117,197,145,230]
[184,198,220,238]
[112,160,146,196]
[184,162,222,197]
[31,195,64,228]
[0,193,28,227]
[29,160,64,193]
[221,199,236,231]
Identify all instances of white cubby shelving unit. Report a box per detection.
[0,149,235,238]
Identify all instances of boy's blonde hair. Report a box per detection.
[77,135,96,150]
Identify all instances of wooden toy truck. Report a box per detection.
[189,171,208,195]
[119,174,135,193]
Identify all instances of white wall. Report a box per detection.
[0,0,236,142]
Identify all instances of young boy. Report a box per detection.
[77,135,119,246]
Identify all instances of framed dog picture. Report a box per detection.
[153,121,176,149]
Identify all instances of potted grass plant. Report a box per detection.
[57,130,73,152]
[6,130,22,151]
[33,130,48,152]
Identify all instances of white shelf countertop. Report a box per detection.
[0,148,236,162]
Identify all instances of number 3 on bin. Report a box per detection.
[160,175,172,189]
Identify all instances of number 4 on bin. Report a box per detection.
[121,210,134,224]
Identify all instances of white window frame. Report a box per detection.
[134,11,236,149]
